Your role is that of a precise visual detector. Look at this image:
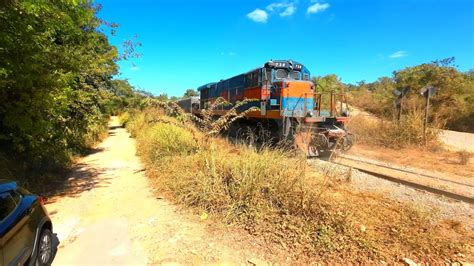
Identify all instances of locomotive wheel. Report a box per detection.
[341,134,354,151]
[314,133,330,151]
[293,131,330,157]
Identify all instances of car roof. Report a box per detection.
[0,179,17,194]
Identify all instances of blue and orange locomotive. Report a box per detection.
[179,59,352,156]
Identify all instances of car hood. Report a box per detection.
[0,179,17,193]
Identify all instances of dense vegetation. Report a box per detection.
[313,58,474,133]
[122,106,472,263]
[0,1,144,184]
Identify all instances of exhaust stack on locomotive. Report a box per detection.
[178,59,353,156]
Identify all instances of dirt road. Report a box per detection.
[47,117,265,265]
[440,129,474,152]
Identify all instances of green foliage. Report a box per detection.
[155,93,169,102]
[348,58,474,132]
[313,74,345,93]
[183,88,199,98]
[136,123,197,164]
[103,79,150,115]
[0,1,145,176]
[348,77,396,117]
[143,97,259,145]
[312,74,348,113]
[393,58,474,131]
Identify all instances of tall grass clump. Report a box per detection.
[119,111,131,127]
[347,109,440,149]
[136,122,197,164]
[127,107,472,262]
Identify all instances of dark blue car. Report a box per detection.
[0,180,54,265]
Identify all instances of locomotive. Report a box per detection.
[178,59,352,156]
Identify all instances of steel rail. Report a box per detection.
[337,154,474,188]
[330,155,474,205]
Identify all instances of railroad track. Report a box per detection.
[330,154,474,204]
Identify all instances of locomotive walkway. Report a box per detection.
[47,117,266,265]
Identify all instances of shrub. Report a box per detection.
[119,112,130,127]
[347,110,440,149]
[136,122,197,164]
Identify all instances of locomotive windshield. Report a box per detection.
[265,60,311,81]
[273,69,303,80]
[289,71,301,80]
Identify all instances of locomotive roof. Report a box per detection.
[197,59,305,91]
[197,82,217,91]
[264,59,303,68]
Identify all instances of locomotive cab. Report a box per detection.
[261,60,317,119]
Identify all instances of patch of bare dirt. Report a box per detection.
[348,144,474,178]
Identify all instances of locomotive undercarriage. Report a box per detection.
[225,117,353,156]
[281,117,353,157]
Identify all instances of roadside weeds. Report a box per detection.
[123,108,474,263]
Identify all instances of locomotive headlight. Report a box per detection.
[307,110,315,117]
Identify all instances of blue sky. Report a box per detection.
[97,0,473,96]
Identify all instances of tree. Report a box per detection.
[0,0,146,173]
[393,58,472,128]
[183,89,199,98]
[347,58,473,132]
[156,93,169,102]
[169,96,180,102]
[312,74,345,93]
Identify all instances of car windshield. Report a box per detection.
[0,192,16,221]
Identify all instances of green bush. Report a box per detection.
[348,59,474,133]
[119,112,131,127]
[136,123,197,164]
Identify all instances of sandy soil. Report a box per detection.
[348,144,474,178]
[440,130,474,153]
[46,118,267,265]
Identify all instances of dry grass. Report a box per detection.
[457,150,472,165]
[146,97,259,144]
[127,108,472,263]
[118,111,130,127]
[347,110,440,149]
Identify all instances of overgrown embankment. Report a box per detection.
[123,107,473,263]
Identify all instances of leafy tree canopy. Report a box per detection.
[0,0,147,174]
[348,58,474,132]
[183,89,199,98]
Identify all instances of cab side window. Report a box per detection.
[0,192,17,221]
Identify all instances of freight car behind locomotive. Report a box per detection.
[176,96,200,113]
